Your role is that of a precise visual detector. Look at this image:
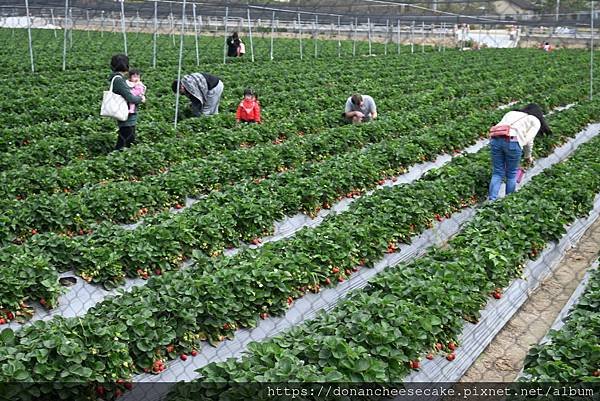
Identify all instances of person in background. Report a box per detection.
[126,69,146,115]
[172,73,224,117]
[236,88,261,124]
[227,32,241,57]
[109,54,145,151]
[488,103,552,201]
[343,93,377,124]
[543,42,551,52]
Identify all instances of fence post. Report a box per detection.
[337,15,341,57]
[422,21,425,53]
[193,3,199,65]
[223,6,228,64]
[314,14,318,58]
[298,13,303,60]
[62,0,68,70]
[411,21,415,53]
[51,8,57,38]
[367,17,372,56]
[100,10,104,37]
[174,0,187,130]
[86,9,90,38]
[68,7,72,48]
[120,0,127,55]
[270,11,275,60]
[153,1,157,68]
[353,17,357,56]
[25,0,35,73]
[385,19,389,55]
[397,19,400,54]
[247,8,254,62]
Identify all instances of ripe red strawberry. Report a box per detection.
[6,312,14,320]
[426,353,434,360]
[331,267,340,274]
[0,318,6,325]
[377,179,386,185]
[78,229,85,235]
[593,370,600,377]
[359,259,366,265]
[492,291,502,299]
[448,342,457,351]
[435,343,443,351]
[180,354,188,361]
[166,345,175,353]
[39,298,47,306]
[434,214,443,222]
[352,267,359,272]
[446,353,456,361]
[287,297,293,305]
[324,277,331,285]
[116,379,125,384]
[223,323,231,330]
[124,382,133,390]
[345,269,352,276]
[191,349,198,357]
[251,238,261,245]
[260,312,268,320]
[409,360,420,369]
[96,385,105,396]
[175,203,183,209]
[155,269,162,276]
[31,229,38,235]
[337,276,345,283]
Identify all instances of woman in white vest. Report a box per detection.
[488,103,552,201]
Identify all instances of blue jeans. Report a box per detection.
[488,137,523,200]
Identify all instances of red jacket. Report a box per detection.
[236,98,261,123]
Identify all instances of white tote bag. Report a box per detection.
[100,75,129,122]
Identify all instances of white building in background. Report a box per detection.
[492,0,539,20]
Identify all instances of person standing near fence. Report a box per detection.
[172,73,224,117]
[109,54,145,150]
[488,103,552,201]
[227,32,241,57]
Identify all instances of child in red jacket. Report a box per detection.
[236,88,261,123]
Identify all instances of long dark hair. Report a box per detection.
[518,103,552,135]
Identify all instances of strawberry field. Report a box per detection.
[1,26,600,400]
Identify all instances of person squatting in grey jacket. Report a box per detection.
[172,73,224,117]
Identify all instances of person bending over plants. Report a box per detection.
[172,73,224,117]
[343,93,377,124]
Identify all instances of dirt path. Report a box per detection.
[460,216,600,382]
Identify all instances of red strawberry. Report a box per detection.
[78,229,85,235]
[287,297,293,305]
[166,345,175,353]
[191,349,198,357]
[260,312,268,320]
[492,291,502,299]
[446,353,456,361]
[0,318,6,325]
[345,269,352,276]
[352,267,359,272]
[593,370,600,377]
[331,267,340,274]
[175,203,183,209]
[124,382,133,390]
[409,360,420,369]
[116,379,125,384]
[143,367,150,373]
[96,385,105,396]
[338,276,345,283]
[6,312,14,320]
[435,343,443,351]
[31,229,38,235]
[251,238,261,245]
[359,259,366,265]
[434,214,443,222]
[448,342,457,351]
[180,354,188,361]
[223,323,231,330]
[377,179,386,185]
[39,298,47,306]
[155,269,162,276]
[324,277,331,285]
[426,353,434,360]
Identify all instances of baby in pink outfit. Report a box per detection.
[126,69,146,114]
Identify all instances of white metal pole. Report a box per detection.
[170,12,175,46]
[100,10,104,37]
[247,8,254,62]
[314,14,318,58]
[591,1,595,100]
[120,0,127,55]
[353,17,357,56]
[193,3,199,65]
[337,16,341,57]
[411,21,415,53]
[397,19,400,54]
[298,13,303,60]
[153,1,157,68]
[68,8,72,48]
[86,9,90,38]
[422,22,425,53]
[442,22,446,52]
[51,8,57,38]
[25,0,35,73]
[62,0,68,71]
[223,6,228,64]
[270,11,275,60]
[174,0,187,130]
[385,19,389,55]
[556,0,560,22]
[368,17,372,56]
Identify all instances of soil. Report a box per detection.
[459,216,600,382]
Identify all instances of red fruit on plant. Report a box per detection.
[324,277,331,285]
[39,298,46,306]
[593,370,600,377]
[434,214,443,222]
[175,203,183,209]
[166,345,175,353]
[409,360,420,369]
[251,238,261,245]
[124,382,133,390]
[448,342,457,351]
[260,312,268,320]
[352,267,359,272]
[155,269,162,276]
[31,229,38,235]
[6,312,14,320]
[377,179,386,185]
[0,318,5,325]
[191,350,198,357]
[96,385,105,396]
[426,353,434,360]
[78,229,85,235]
[446,353,456,361]
[338,276,345,283]
[287,297,293,305]
[116,379,125,384]
[223,323,231,330]
[435,343,443,351]
[345,269,352,276]
[180,354,188,361]
[492,291,502,299]
[331,267,340,274]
